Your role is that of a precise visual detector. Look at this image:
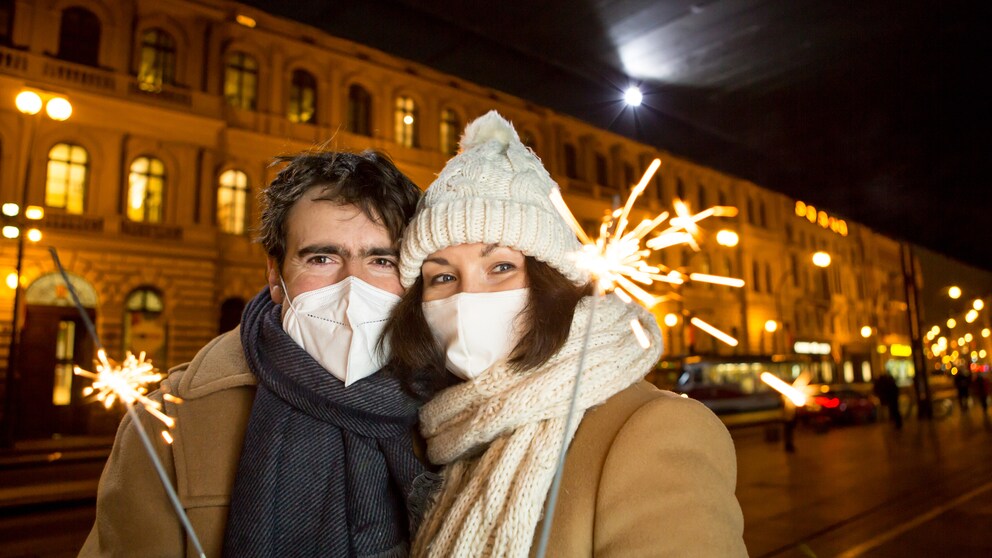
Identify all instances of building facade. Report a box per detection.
[0,0,917,441]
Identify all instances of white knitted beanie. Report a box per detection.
[400,111,588,288]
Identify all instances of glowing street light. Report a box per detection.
[948,286,962,299]
[715,229,739,247]
[624,86,643,107]
[974,299,985,311]
[14,91,42,115]
[663,313,678,327]
[947,318,957,329]
[764,320,778,333]
[966,309,979,324]
[860,325,873,338]
[812,251,831,268]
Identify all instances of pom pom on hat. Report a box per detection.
[400,111,588,288]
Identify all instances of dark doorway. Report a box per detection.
[14,305,108,439]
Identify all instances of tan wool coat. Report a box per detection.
[79,329,257,558]
[534,381,748,557]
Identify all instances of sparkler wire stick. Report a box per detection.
[48,248,206,558]
[534,292,599,558]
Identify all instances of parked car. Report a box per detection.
[797,387,878,428]
[677,384,782,415]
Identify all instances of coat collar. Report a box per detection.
[169,327,257,400]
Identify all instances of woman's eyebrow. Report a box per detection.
[481,243,500,257]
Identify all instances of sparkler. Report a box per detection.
[535,159,745,558]
[760,372,808,407]
[48,248,206,558]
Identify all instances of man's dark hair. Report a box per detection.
[258,150,421,266]
[385,257,592,400]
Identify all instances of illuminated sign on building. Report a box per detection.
[794,341,832,355]
[795,201,848,236]
[890,344,913,357]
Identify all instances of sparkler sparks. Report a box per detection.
[760,372,808,407]
[550,157,744,346]
[74,349,179,429]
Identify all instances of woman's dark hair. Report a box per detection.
[385,256,592,400]
[258,150,421,266]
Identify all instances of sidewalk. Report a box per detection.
[0,436,113,509]
[735,404,992,557]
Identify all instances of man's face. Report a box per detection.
[266,196,402,314]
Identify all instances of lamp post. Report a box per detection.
[1,90,70,447]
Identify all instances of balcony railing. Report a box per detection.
[120,220,182,240]
[42,213,104,233]
[127,81,192,107]
[41,59,116,92]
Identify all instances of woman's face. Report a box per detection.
[421,243,529,302]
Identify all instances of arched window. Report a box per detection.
[752,260,761,293]
[675,177,686,201]
[747,197,756,225]
[0,0,14,43]
[394,96,418,147]
[623,163,635,191]
[217,169,249,234]
[439,108,460,156]
[137,29,176,92]
[346,84,372,136]
[127,156,165,222]
[46,143,88,214]
[57,7,100,66]
[224,52,258,110]
[288,69,317,123]
[698,185,707,210]
[563,143,578,179]
[759,200,768,227]
[123,287,166,364]
[718,190,727,206]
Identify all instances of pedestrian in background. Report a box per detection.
[873,371,902,429]
[954,371,972,411]
[972,372,989,413]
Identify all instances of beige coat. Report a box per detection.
[80,329,257,557]
[534,381,747,557]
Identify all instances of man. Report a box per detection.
[80,151,424,557]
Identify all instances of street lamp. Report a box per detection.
[948,286,962,299]
[772,251,833,356]
[1,90,71,447]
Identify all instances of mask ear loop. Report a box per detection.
[280,276,299,317]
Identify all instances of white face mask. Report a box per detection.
[422,288,529,381]
[282,276,401,386]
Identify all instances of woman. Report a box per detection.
[388,111,746,556]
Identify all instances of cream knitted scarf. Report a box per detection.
[412,294,663,557]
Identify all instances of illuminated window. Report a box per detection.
[52,320,76,406]
[394,96,418,147]
[57,7,100,66]
[563,144,578,179]
[347,84,372,136]
[46,143,88,214]
[137,29,176,92]
[224,52,258,110]
[217,170,249,234]
[288,69,317,123]
[124,287,166,365]
[439,108,461,156]
[127,156,165,223]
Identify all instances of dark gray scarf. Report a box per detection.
[224,288,423,557]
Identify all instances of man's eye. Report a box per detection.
[307,255,333,265]
[371,257,397,268]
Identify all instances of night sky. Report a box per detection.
[245,0,991,273]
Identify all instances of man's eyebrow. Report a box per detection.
[362,246,399,258]
[298,244,349,258]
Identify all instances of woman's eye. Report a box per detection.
[429,273,456,285]
[493,262,516,274]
